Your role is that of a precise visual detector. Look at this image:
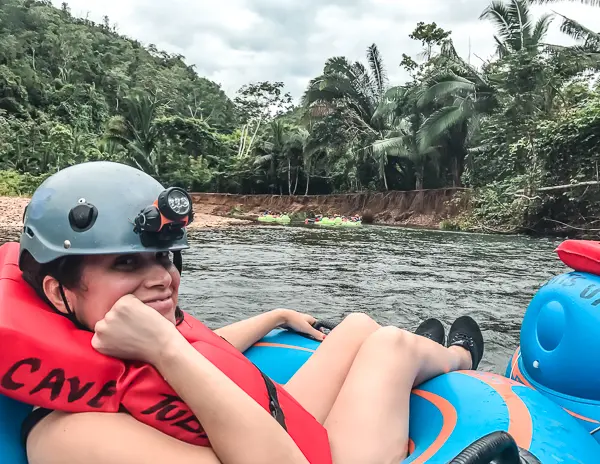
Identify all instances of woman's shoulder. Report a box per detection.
[25,410,220,464]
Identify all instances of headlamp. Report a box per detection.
[158,188,192,220]
[134,187,194,244]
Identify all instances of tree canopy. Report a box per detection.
[1,0,599,233]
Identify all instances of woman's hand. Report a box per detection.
[276,309,326,341]
[91,294,181,365]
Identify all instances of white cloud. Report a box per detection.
[54,0,600,101]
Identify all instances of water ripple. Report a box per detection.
[179,225,565,374]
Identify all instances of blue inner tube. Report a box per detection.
[244,329,600,463]
[0,394,32,464]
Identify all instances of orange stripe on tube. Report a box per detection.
[506,351,596,425]
[252,342,316,353]
[409,389,458,463]
[459,371,533,449]
[512,362,534,389]
[407,439,416,456]
[564,408,600,424]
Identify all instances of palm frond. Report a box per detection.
[270,120,286,149]
[493,35,510,58]
[373,85,410,120]
[323,56,356,78]
[253,153,274,166]
[367,43,388,97]
[557,13,600,45]
[480,1,514,42]
[372,136,410,158]
[532,13,554,44]
[417,106,468,151]
[418,74,476,106]
[351,62,379,111]
[508,0,532,49]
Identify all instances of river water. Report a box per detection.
[181,224,566,374]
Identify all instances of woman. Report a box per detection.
[17,161,483,464]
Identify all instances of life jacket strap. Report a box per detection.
[260,370,287,431]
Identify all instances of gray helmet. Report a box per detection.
[19,161,191,267]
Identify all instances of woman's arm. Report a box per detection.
[90,296,311,464]
[153,333,310,464]
[213,309,286,352]
[27,411,223,464]
[214,309,325,352]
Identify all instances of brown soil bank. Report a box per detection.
[191,188,471,228]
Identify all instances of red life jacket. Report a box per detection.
[0,242,331,463]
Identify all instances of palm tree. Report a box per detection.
[302,44,392,189]
[412,49,499,185]
[251,121,310,195]
[303,45,388,134]
[480,0,554,57]
[530,0,600,67]
[417,70,497,146]
[401,38,498,186]
[372,122,439,190]
[301,134,328,195]
[372,86,440,190]
[286,128,310,195]
[104,92,163,175]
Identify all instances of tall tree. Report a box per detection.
[480,0,553,57]
[104,92,163,175]
[303,44,392,188]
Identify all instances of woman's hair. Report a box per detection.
[20,250,85,306]
[20,250,184,325]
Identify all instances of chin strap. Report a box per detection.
[173,250,183,275]
[58,283,91,332]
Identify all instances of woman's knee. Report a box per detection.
[364,326,420,356]
[337,312,379,331]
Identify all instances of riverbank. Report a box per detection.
[0,188,469,239]
[0,196,253,240]
[190,188,469,228]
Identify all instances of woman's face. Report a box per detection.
[50,251,181,330]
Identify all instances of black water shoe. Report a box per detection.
[414,318,445,346]
[447,316,484,370]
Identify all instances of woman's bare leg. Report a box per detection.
[285,313,472,424]
[284,312,381,423]
[323,326,472,464]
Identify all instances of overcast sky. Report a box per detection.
[52,0,600,101]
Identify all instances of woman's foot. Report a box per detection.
[447,316,484,370]
[414,318,445,345]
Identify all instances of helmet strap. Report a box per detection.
[58,283,91,332]
[173,250,183,275]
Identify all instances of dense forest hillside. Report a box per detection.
[0,0,599,234]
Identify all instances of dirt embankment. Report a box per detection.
[0,188,470,239]
[191,188,471,228]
